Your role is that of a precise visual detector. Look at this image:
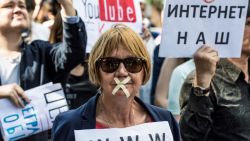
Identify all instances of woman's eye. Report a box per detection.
[18,4,26,9]
[3,4,13,8]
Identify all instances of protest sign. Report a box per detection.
[0,83,68,141]
[74,121,173,141]
[73,0,142,52]
[159,0,249,58]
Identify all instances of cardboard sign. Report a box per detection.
[73,0,142,52]
[74,121,173,141]
[0,83,68,141]
[159,0,249,58]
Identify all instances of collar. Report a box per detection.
[80,93,160,128]
[217,59,248,82]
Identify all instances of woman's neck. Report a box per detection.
[0,31,22,52]
[97,94,135,127]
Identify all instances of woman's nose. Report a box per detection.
[13,5,22,13]
[116,63,128,75]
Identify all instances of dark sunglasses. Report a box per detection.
[96,57,145,73]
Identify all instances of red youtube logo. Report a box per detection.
[99,0,137,22]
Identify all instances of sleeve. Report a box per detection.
[47,17,87,84]
[62,15,80,24]
[169,113,181,141]
[52,115,63,141]
[52,114,75,141]
[167,67,186,115]
[179,80,215,141]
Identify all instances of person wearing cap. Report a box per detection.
[179,6,250,141]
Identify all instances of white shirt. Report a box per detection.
[0,54,21,85]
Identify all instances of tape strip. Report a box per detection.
[112,76,131,98]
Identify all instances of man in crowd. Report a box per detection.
[180,5,250,141]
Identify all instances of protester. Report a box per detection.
[49,11,97,109]
[65,57,98,109]
[34,0,58,28]
[179,11,250,140]
[52,24,180,141]
[153,58,186,107]
[25,0,50,42]
[0,0,86,140]
[164,59,194,121]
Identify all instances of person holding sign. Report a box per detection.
[0,0,86,140]
[179,8,250,141]
[52,24,180,141]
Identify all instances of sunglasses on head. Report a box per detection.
[97,57,145,73]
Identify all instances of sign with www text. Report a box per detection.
[73,0,142,53]
[74,121,173,141]
[159,0,249,58]
[0,83,68,141]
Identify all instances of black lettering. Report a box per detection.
[215,32,230,45]
[190,5,199,18]
[44,89,64,104]
[200,5,207,18]
[88,3,93,19]
[166,4,245,19]
[237,6,246,18]
[149,133,166,141]
[229,6,236,18]
[196,32,206,44]
[180,5,189,18]
[177,32,187,44]
[120,135,139,141]
[94,139,109,141]
[167,4,178,17]
[83,0,88,18]
[49,105,68,120]
[218,6,228,18]
[208,5,217,18]
[82,0,99,19]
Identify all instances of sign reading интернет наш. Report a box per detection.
[0,83,68,141]
[160,0,249,58]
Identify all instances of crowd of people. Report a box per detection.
[0,0,249,141]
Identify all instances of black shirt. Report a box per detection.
[180,59,250,141]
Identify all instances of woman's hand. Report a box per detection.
[194,45,220,88]
[34,0,42,6]
[0,84,30,108]
[141,26,151,42]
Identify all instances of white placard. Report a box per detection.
[73,0,143,53]
[0,83,68,141]
[160,0,249,58]
[74,121,173,141]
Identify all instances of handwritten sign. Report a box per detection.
[0,83,68,141]
[159,0,249,58]
[73,0,142,52]
[74,121,173,141]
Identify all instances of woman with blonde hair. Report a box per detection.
[52,24,180,141]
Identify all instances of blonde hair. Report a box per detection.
[88,24,151,86]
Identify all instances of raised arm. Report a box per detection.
[46,0,87,84]
[179,45,219,140]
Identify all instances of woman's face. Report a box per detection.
[99,44,145,98]
[0,0,29,33]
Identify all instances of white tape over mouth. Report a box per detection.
[112,76,131,98]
